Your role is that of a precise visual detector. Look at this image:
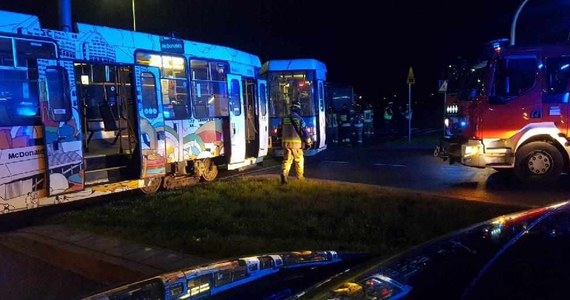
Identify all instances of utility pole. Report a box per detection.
[132,0,137,31]
[510,0,529,46]
[58,0,72,32]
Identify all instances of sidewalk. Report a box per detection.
[0,224,210,295]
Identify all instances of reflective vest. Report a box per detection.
[281,112,305,147]
[384,107,393,120]
[363,109,373,123]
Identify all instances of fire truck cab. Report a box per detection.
[436,40,570,184]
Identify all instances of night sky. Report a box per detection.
[0,0,569,106]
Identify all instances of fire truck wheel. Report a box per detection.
[514,142,563,184]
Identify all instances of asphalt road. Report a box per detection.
[256,141,570,208]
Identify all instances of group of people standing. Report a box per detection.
[279,100,411,184]
[326,103,375,145]
[383,102,412,138]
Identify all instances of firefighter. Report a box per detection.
[339,104,352,143]
[363,104,374,136]
[280,102,313,184]
[353,106,364,143]
[383,102,394,135]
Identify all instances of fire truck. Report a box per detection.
[435,39,570,184]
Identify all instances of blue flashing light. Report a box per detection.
[460,121,467,127]
[164,110,171,118]
[561,64,569,70]
[538,63,544,69]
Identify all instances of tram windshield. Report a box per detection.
[268,71,316,117]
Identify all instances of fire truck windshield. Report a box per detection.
[448,60,488,101]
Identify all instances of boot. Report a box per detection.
[280,174,288,184]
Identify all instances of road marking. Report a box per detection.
[375,163,406,167]
[323,161,349,164]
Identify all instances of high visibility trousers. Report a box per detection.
[282,147,305,179]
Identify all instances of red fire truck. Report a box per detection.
[435,39,570,184]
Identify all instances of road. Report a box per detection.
[255,141,570,208]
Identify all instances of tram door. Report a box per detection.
[257,79,269,157]
[227,74,246,163]
[38,59,85,196]
[134,65,166,178]
[317,80,326,148]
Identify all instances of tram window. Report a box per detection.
[141,72,159,118]
[258,256,274,269]
[210,62,227,81]
[0,69,40,126]
[187,275,210,298]
[46,66,71,122]
[229,79,241,116]
[161,78,189,120]
[190,60,230,118]
[296,81,315,116]
[0,37,14,67]
[91,65,114,83]
[161,55,186,79]
[259,83,267,116]
[15,40,56,67]
[191,60,209,80]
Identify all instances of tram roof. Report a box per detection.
[261,59,327,80]
[75,23,261,68]
[0,10,261,69]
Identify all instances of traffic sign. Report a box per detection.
[407,66,415,85]
[438,80,448,92]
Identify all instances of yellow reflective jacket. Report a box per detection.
[282,111,307,148]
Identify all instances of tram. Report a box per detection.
[260,59,327,156]
[85,250,340,299]
[0,10,268,214]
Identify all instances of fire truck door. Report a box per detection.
[542,56,570,137]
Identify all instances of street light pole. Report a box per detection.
[131,0,137,31]
[510,0,529,46]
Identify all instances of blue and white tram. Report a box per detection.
[84,251,341,299]
[260,59,327,156]
[0,9,269,214]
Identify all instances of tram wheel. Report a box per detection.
[200,158,218,182]
[141,176,163,194]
